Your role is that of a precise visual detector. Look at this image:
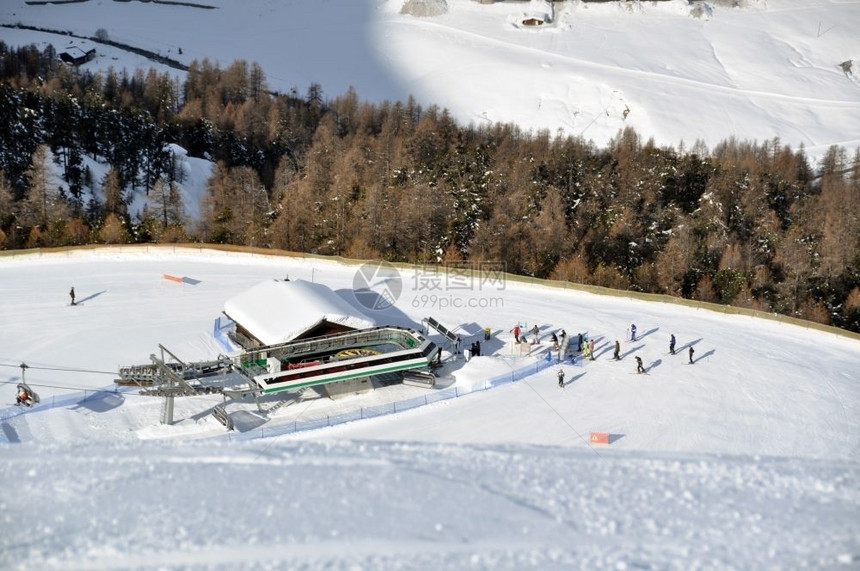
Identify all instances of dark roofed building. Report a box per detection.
[59,47,96,66]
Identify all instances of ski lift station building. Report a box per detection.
[223,278,376,349]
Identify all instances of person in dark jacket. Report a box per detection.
[669,334,676,355]
[557,368,565,388]
[69,286,76,306]
[689,346,695,364]
[635,356,645,374]
[613,340,621,360]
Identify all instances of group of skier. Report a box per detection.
[625,324,695,368]
[554,322,698,387]
[469,340,482,357]
[671,334,695,363]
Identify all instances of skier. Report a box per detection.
[630,323,637,342]
[531,324,540,345]
[551,332,559,349]
[581,338,590,360]
[557,368,565,389]
[512,324,521,343]
[613,339,621,360]
[635,356,645,374]
[588,339,595,361]
[69,286,76,306]
[669,334,676,355]
[689,346,695,364]
[577,333,584,352]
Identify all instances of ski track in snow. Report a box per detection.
[390,14,860,109]
[1,439,858,569]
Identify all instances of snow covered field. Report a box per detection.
[1,0,859,566]
[1,247,858,569]
[1,0,858,162]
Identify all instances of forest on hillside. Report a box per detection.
[1,42,859,332]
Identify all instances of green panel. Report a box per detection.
[262,359,429,394]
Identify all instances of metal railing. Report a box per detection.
[222,356,555,441]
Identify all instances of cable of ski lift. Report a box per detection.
[0,379,138,393]
[0,362,117,375]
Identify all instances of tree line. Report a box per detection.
[1,41,859,332]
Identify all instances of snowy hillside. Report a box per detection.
[0,247,858,568]
[1,0,858,163]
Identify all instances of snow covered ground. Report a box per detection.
[2,2,860,566]
[1,0,858,163]
[1,247,858,569]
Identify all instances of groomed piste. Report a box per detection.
[0,247,858,569]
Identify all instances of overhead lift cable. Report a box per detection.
[0,362,117,376]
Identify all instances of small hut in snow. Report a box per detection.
[59,46,96,66]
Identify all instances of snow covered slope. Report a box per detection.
[1,0,858,162]
[0,247,858,568]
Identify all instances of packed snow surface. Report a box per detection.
[1,247,858,569]
[1,2,860,567]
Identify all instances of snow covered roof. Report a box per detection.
[223,279,375,346]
